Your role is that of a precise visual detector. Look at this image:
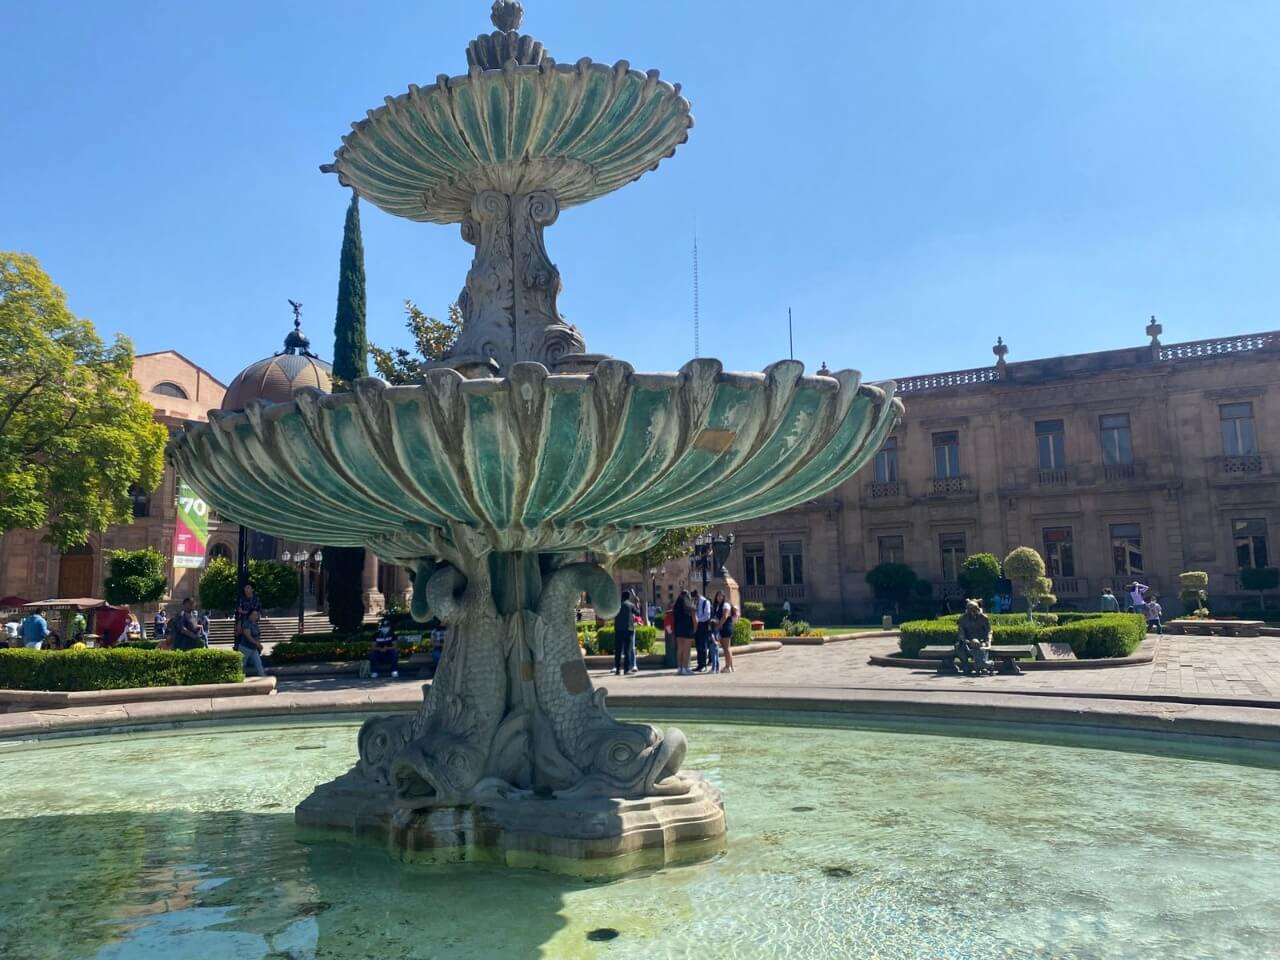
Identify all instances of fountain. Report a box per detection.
[167,1,902,876]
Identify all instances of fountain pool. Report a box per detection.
[1,715,1276,960]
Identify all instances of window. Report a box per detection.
[939,533,967,582]
[1099,414,1133,465]
[1036,419,1065,470]
[933,432,960,479]
[1042,527,1075,578]
[209,543,233,562]
[129,484,150,518]
[1233,518,1269,569]
[1220,403,1258,456]
[874,437,899,483]
[151,381,189,399]
[743,543,766,586]
[1110,523,1144,576]
[878,535,905,565]
[780,541,804,586]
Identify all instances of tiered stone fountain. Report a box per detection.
[168,1,902,876]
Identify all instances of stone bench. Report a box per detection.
[920,645,1035,676]
[1165,619,1264,638]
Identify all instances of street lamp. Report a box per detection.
[281,548,322,638]
[690,531,735,595]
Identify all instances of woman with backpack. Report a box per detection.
[713,590,736,673]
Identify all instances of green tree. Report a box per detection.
[1003,546,1048,619]
[102,548,168,606]
[332,192,369,384]
[0,253,167,547]
[614,526,711,575]
[370,300,462,383]
[328,195,372,630]
[1239,566,1279,612]
[198,556,238,615]
[248,559,298,611]
[865,562,918,617]
[957,553,1001,607]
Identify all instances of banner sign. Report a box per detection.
[173,480,210,569]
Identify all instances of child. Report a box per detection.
[1145,596,1163,635]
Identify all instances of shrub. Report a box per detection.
[270,639,424,664]
[781,617,811,637]
[732,617,753,646]
[593,625,659,656]
[0,648,243,691]
[249,559,299,611]
[1003,547,1048,616]
[941,612,1060,626]
[897,613,1144,659]
[103,548,168,606]
[741,601,766,619]
[199,556,238,615]
[760,605,788,629]
[1239,567,1280,609]
[957,553,1001,606]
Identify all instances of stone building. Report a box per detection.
[722,325,1279,622]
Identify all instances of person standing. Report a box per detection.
[673,590,696,676]
[153,607,168,641]
[1099,587,1120,613]
[1127,581,1149,614]
[197,609,211,647]
[1145,596,1164,635]
[237,582,261,627]
[713,590,735,674]
[237,609,267,677]
[21,609,49,649]
[175,598,203,651]
[693,590,712,673]
[613,588,638,676]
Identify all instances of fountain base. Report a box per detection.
[296,769,726,879]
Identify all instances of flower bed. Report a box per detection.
[269,640,423,665]
[0,648,244,691]
[898,613,1146,659]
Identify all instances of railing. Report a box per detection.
[1159,332,1276,361]
[1102,462,1142,482]
[1052,577,1087,597]
[1221,454,1264,475]
[868,480,903,499]
[1037,468,1069,486]
[779,584,806,601]
[740,584,807,604]
[930,476,967,495]
[741,585,766,603]
[893,367,1001,394]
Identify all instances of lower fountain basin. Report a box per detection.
[1,716,1278,959]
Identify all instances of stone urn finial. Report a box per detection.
[992,335,1009,374]
[1146,314,1163,347]
[490,0,523,32]
[817,361,831,376]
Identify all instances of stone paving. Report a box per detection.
[278,633,1280,704]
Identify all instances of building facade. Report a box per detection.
[724,328,1279,621]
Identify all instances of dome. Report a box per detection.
[221,310,333,412]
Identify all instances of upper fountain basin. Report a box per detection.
[322,59,693,224]
[168,359,901,559]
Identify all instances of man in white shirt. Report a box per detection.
[693,590,712,673]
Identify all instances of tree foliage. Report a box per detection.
[370,300,462,384]
[614,526,710,574]
[0,253,167,547]
[102,548,168,606]
[1003,546,1048,617]
[331,192,369,384]
[1239,566,1279,595]
[198,557,238,615]
[249,559,299,611]
[957,553,1001,604]
[865,562,919,607]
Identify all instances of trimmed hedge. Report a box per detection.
[594,625,659,656]
[940,612,1061,626]
[898,613,1145,659]
[270,640,423,665]
[0,648,244,692]
[732,618,753,646]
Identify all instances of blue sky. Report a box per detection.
[4,1,1278,386]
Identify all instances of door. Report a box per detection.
[58,546,94,598]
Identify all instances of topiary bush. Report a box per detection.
[0,648,243,691]
[741,601,765,619]
[897,613,1144,659]
[865,562,919,615]
[198,557,238,615]
[957,553,1001,606]
[760,605,788,629]
[1239,567,1279,611]
[103,548,168,607]
[732,617,753,646]
[781,617,812,637]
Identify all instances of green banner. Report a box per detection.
[173,480,210,569]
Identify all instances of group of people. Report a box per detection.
[667,588,737,676]
[1100,582,1163,634]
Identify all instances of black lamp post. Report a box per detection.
[281,547,322,638]
[690,531,736,594]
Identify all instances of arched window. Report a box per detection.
[151,381,189,399]
[209,543,233,562]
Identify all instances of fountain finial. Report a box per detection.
[490,0,523,32]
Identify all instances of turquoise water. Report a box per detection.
[0,717,1278,959]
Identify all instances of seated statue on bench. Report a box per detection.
[953,599,995,676]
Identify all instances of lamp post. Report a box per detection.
[281,548,322,638]
[690,531,735,596]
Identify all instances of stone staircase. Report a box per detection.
[201,613,339,645]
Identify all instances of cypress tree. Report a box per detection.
[328,191,370,632]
